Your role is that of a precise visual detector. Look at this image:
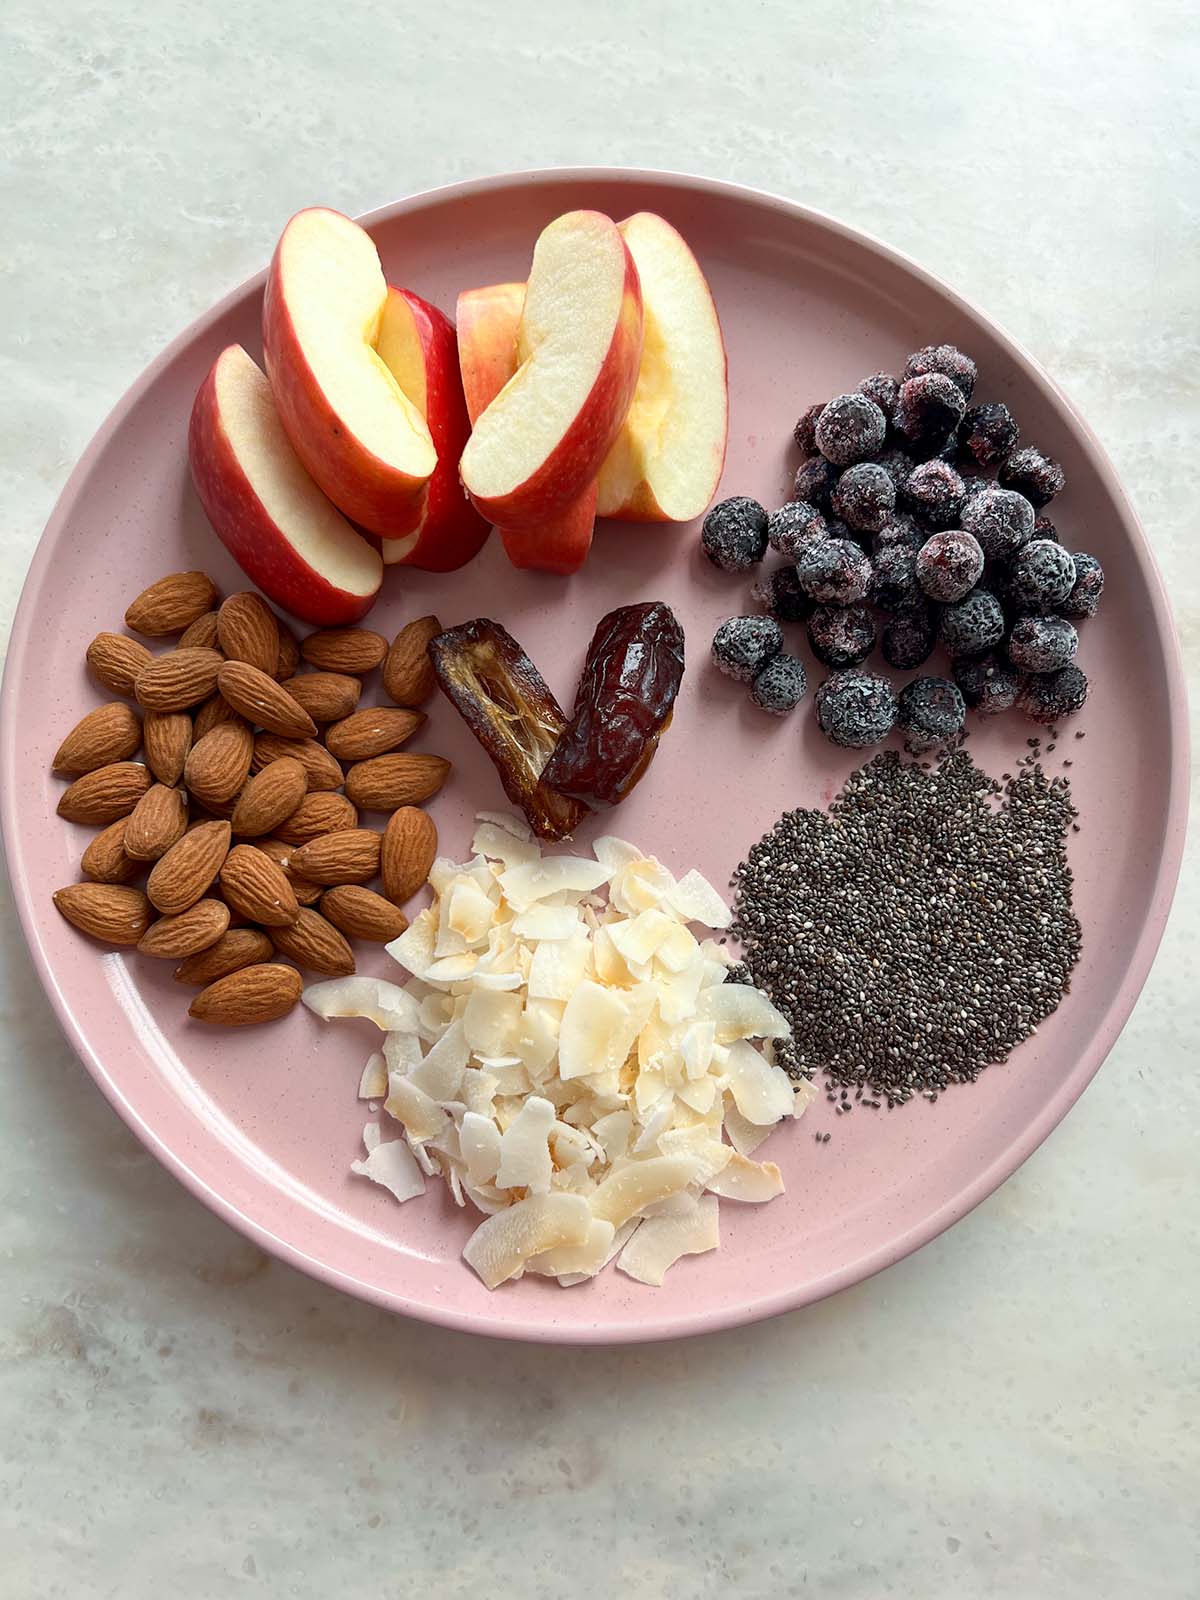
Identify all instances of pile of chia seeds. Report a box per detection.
[730,747,1081,1106]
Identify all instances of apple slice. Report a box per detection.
[456,282,524,425]
[459,210,643,531]
[499,484,597,575]
[262,207,436,538]
[595,214,728,523]
[188,345,383,625]
[374,287,490,571]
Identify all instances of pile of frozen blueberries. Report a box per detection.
[703,343,1104,751]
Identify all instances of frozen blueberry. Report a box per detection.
[712,615,782,681]
[1006,539,1077,613]
[898,676,966,753]
[954,651,1024,716]
[807,603,876,668]
[960,486,1036,561]
[999,445,1066,508]
[872,512,924,554]
[882,606,937,670]
[767,499,828,559]
[901,459,967,530]
[832,462,896,533]
[702,497,769,572]
[916,529,985,602]
[893,373,967,458]
[958,401,1019,470]
[796,538,873,605]
[751,564,813,623]
[825,516,855,544]
[1007,615,1078,673]
[1060,551,1104,620]
[871,448,916,491]
[751,653,809,715]
[814,393,887,466]
[903,344,977,401]
[1016,663,1089,724]
[857,373,899,420]
[869,543,919,612]
[793,402,825,455]
[938,589,1006,658]
[815,671,899,748]
[1033,515,1060,543]
[793,455,840,512]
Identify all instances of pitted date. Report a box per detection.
[542,601,685,808]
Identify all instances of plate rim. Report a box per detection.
[2,165,1189,1344]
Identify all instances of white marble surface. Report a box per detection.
[2,2,1197,1595]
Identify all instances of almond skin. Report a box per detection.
[219,844,300,926]
[173,927,275,985]
[344,753,450,812]
[185,719,255,807]
[231,757,307,838]
[137,897,230,958]
[80,817,142,884]
[192,694,243,741]
[125,572,219,637]
[288,828,382,886]
[147,820,232,914]
[300,627,388,674]
[383,615,441,706]
[218,661,317,739]
[134,648,224,711]
[142,710,193,785]
[189,963,303,1026]
[217,592,280,673]
[279,672,361,723]
[381,806,438,904]
[178,610,221,650]
[269,907,356,976]
[57,761,152,824]
[254,839,324,905]
[320,885,409,942]
[274,621,301,681]
[324,706,425,762]
[52,702,143,775]
[123,783,189,861]
[250,735,343,792]
[272,791,358,845]
[53,883,153,945]
[86,631,154,697]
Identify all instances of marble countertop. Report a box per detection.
[2,2,1196,1595]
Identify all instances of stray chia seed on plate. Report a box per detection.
[730,748,1081,1105]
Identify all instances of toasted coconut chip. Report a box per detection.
[358,1051,388,1101]
[667,868,732,929]
[632,1093,676,1153]
[675,1076,719,1114]
[459,1067,498,1116]
[722,1039,797,1125]
[609,857,676,916]
[558,980,632,1080]
[498,857,610,912]
[447,877,496,943]
[409,1017,469,1101]
[526,926,592,1001]
[387,911,437,979]
[702,982,791,1042]
[303,977,420,1032]
[476,808,532,842]
[657,957,706,1025]
[385,1073,449,1141]
[590,1155,703,1228]
[591,835,644,872]
[459,1111,502,1185]
[512,904,580,941]
[526,1217,615,1278]
[657,1126,734,1184]
[792,1078,818,1117]
[428,857,461,896]
[462,1180,508,1214]
[588,1108,634,1163]
[424,952,480,984]
[722,1099,774,1157]
[406,1133,439,1176]
[706,1151,784,1202]
[495,1095,555,1194]
[462,987,523,1057]
[617,1193,719,1285]
[656,922,701,974]
[471,819,539,868]
[608,908,678,967]
[680,1019,716,1079]
[383,1029,422,1077]
[462,1192,592,1289]
[351,1134,426,1205]
[557,1217,641,1287]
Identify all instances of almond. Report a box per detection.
[137,897,229,959]
[300,627,388,674]
[189,963,303,1026]
[218,661,317,738]
[185,719,255,806]
[143,710,193,785]
[173,928,275,985]
[192,694,243,741]
[52,882,153,945]
[125,571,219,637]
[269,908,356,976]
[217,592,280,673]
[86,631,154,697]
[123,783,189,861]
[272,791,358,845]
[220,844,300,926]
[80,817,142,884]
[288,828,381,886]
[231,757,307,838]
[254,838,323,905]
[147,820,231,914]
[179,610,221,649]
[344,753,450,812]
[57,761,152,824]
[320,885,409,942]
[278,671,361,723]
[274,621,301,681]
[383,615,441,706]
[52,702,143,775]
[381,806,438,904]
[250,734,343,791]
[134,647,224,711]
[324,706,425,762]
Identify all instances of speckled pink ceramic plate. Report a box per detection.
[2,171,1187,1344]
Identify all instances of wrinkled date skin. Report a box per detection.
[543,601,685,808]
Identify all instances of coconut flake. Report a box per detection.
[495,1095,556,1193]
[511,904,580,941]
[409,1017,469,1101]
[702,982,791,1042]
[706,1151,785,1202]
[303,977,419,1032]
[462,1193,592,1289]
[558,981,631,1080]
[667,869,733,929]
[498,857,610,912]
[526,1217,615,1278]
[459,1110,503,1185]
[471,819,539,868]
[476,808,532,842]
[351,1135,426,1204]
[617,1193,719,1285]
[358,1051,388,1100]
[722,1039,797,1125]
[590,1155,703,1228]
[591,835,644,872]
[385,1073,449,1141]
[526,926,591,1001]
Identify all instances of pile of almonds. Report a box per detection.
[51,570,450,1026]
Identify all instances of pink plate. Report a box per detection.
[2,170,1187,1344]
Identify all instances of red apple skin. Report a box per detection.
[499,483,598,576]
[376,288,490,572]
[456,283,524,425]
[261,208,430,539]
[462,236,644,532]
[188,349,382,626]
